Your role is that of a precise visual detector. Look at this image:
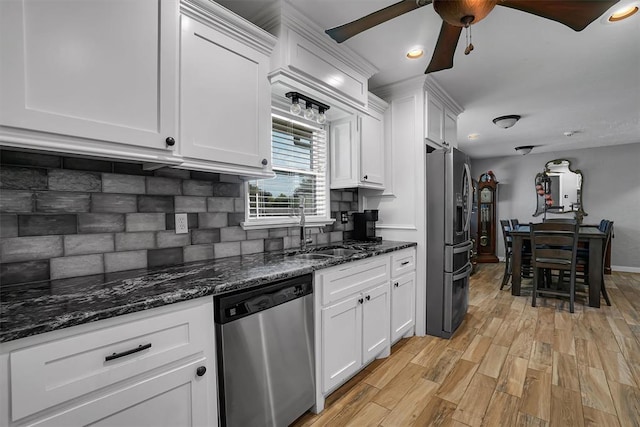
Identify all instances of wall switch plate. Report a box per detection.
[175,213,188,234]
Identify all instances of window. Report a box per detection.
[245,112,329,227]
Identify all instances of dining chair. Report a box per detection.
[577,220,613,306]
[530,222,580,313]
[499,220,513,289]
[509,218,533,278]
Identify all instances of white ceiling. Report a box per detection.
[217,0,640,159]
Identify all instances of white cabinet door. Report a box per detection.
[444,109,458,148]
[26,358,211,427]
[330,116,358,189]
[362,283,390,364]
[391,272,416,343]
[321,294,362,393]
[426,95,444,144]
[360,113,385,189]
[179,14,272,176]
[0,0,178,155]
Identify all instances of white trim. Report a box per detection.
[375,225,418,231]
[611,265,640,273]
[241,217,335,230]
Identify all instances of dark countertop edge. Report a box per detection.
[1,242,417,343]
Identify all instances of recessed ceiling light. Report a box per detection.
[609,4,638,21]
[468,133,480,140]
[406,48,424,59]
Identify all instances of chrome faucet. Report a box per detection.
[299,197,313,250]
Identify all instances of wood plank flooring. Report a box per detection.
[292,264,640,427]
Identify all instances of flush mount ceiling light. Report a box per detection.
[286,92,330,124]
[515,145,534,155]
[609,3,638,21]
[467,133,480,140]
[492,115,521,129]
[406,48,424,59]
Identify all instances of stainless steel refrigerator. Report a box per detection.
[426,146,473,338]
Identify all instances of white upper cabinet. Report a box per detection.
[330,94,387,190]
[178,2,276,178]
[0,0,181,164]
[425,80,462,148]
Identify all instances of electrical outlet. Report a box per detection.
[175,213,188,234]
[340,211,349,224]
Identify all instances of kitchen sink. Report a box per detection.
[314,248,360,257]
[294,253,336,260]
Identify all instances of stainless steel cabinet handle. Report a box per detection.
[394,282,399,287]
[105,343,152,362]
[365,295,371,301]
[401,261,410,266]
[358,298,364,304]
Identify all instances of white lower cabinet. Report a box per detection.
[390,248,417,343]
[315,255,391,407]
[0,297,217,427]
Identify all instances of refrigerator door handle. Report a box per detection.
[463,162,472,232]
[453,241,473,254]
[453,262,473,281]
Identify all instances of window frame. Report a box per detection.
[241,108,334,230]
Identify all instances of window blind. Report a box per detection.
[248,114,327,219]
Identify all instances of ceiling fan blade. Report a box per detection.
[425,22,462,74]
[499,0,620,31]
[326,0,432,43]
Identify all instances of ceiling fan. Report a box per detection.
[325,0,620,74]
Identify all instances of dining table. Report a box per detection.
[509,224,607,308]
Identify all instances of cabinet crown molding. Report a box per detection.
[424,76,463,116]
[181,0,277,56]
[368,93,389,116]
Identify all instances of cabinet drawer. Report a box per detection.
[10,301,212,421]
[318,257,389,306]
[391,248,416,278]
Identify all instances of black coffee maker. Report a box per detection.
[352,210,382,242]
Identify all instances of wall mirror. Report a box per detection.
[533,159,586,221]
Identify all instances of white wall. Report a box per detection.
[470,142,640,271]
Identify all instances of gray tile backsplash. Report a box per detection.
[0,149,357,285]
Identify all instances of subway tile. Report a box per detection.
[339,201,351,211]
[234,198,245,212]
[241,239,264,255]
[269,228,289,238]
[62,157,113,173]
[175,196,207,213]
[207,197,234,212]
[289,227,301,236]
[0,166,47,190]
[115,232,156,251]
[0,190,33,213]
[138,195,174,213]
[214,242,241,258]
[0,150,61,168]
[165,213,198,230]
[48,169,102,192]
[283,236,301,250]
[102,173,146,194]
[64,233,114,256]
[125,213,165,232]
[35,191,91,213]
[18,214,77,236]
[219,174,243,184]
[264,238,284,252]
[104,250,147,273]
[247,229,269,240]
[183,180,213,197]
[78,213,125,233]
[147,247,183,268]
[350,201,358,211]
[50,254,104,280]
[227,212,244,227]
[154,168,191,179]
[191,229,221,244]
[341,191,354,202]
[330,201,340,212]
[220,226,246,242]
[183,244,214,263]
[212,182,241,197]
[330,231,344,243]
[190,171,220,182]
[0,235,63,263]
[198,212,227,229]
[316,232,330,245]
[0,259,50,285]
[156,230,191,248]
[146,176,182,195]
[0,214,18,238]
[91,193,137,213]
[112,162,155,176]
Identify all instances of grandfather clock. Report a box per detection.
[477,171,499,263]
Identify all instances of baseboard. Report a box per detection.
[611,265,640,273]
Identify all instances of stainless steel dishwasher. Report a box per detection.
[214,274,315,427]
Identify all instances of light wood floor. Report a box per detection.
[293,263,640,427]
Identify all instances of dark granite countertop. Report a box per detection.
[0,240,416,343]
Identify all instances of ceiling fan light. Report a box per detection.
[492,115,521,129]
[609,5,638,21]
[515,146,534,155]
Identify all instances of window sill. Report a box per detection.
[241,217,336,230]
